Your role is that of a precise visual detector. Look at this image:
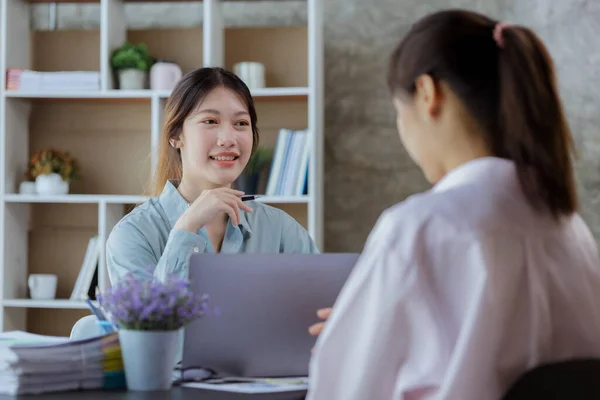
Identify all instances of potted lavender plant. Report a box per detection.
[97,273,209,391]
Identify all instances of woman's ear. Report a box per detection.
[170,137,183,149]
[414,74,442,121]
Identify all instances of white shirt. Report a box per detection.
[307,157,600,400]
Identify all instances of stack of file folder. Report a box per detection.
[6,68,101,91]
[0,330,125,395]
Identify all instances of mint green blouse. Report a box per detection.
[106,180,319,284]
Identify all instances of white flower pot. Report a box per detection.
[35,173,69,195]
[118,69,146,90]
[118,329,180,391]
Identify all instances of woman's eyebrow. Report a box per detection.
[191,109,249,117]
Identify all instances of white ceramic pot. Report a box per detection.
[118,69,146,90]
[118,329,181,391]
[35,173,69,195]
[150,61,182,90]
[233,62,265,89]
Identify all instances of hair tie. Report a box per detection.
[493,22,512,48]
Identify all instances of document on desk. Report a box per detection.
[182,377,309,393]
[0,331,68,347]
[0,330,125,395]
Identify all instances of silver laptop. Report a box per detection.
[181,252,360,378]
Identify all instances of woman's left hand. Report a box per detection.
[309,307,332,336]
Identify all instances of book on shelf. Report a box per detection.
[5,68,101,91]
[265,128,310,197]
[0,330,125,395]
[70,236,100,301]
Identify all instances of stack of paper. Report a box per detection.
[6,68,101,91]
[0,331,125,395]
[183,376,309,394]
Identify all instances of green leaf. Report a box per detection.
[111,41,154,71]
[242,146,274,176]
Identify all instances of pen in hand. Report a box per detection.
[86,298,106,320]
[241,195,262,202]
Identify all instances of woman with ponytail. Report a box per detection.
[307,9,600,400]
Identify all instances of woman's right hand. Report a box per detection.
[174,187,253,233]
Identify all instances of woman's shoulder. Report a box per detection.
[244,200,297,225]
[244,200,318,252]
[372,182,541,252]
[379,191,439,224]
[108,197,170,239]
[366,189,472,250]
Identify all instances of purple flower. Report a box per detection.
[96,273,210,331]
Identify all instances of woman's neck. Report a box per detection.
[442,141,493,176]
[176,177,230,204]
[427,117,494,184]
[176,177,230,239]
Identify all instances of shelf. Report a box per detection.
[27,0,299,3]
[5,87,309,101]
[3,194,309,204]
[157,87,309,100]
[4,194,149,204]
[4,90,154,101]
[1,299,95,309]
[251,87,309,100]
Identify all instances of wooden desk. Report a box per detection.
[0,387,307,399]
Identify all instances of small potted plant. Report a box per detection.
[111,41,154,90]
[97,273,210,391]
[26,149,81,195]
[235,146,273,194]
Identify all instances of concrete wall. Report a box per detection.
[33,0,600,252]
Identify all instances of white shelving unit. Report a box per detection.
[0,0,323,335]
[4,86,311,99]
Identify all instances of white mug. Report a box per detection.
[233,62,265,90]
[28,274,58,300]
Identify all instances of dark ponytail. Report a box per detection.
[387,9,577,218]
[497,26,577,217]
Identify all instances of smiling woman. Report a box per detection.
[105,67,319,285]
[156,69,259,197]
